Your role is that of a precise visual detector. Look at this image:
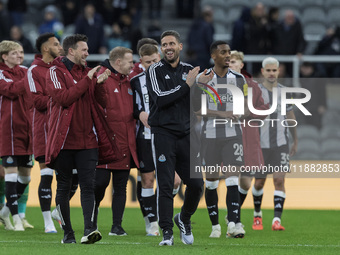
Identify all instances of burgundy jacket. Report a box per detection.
[0,63,32,156]
[129,62,144,80]
[45,56,122,168]
[25,55,52,158]
[241,70,269,167]
[96,59,139,170]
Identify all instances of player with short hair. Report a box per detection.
[146,30,212,246]
[93,46,139,236]
[0,40,33,231]
[198,41,247,238]
[252,57,298,231]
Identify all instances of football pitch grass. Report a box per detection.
[1,207,339,255]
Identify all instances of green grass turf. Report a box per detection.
[0,207,339,255]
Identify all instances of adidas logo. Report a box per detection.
[209,211,217,216]
[236,156,242,162]
[275,204,282,209]
[147,213,155,218]
[165,74,170,79]
[114,88,119,93]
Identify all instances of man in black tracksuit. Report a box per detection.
[146,30,213,246]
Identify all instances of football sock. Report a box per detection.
[225,177,240,223]
[205,180,219,226]
[5,173,18,215]
[274,190,286,219]
[0,178,5,205]
[39,168,53,212]
[137,177,147,217]
[141,188,157,222]
[252,186,264,214]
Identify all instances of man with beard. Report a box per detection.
[45,34,113,244]
[26,33,80,233]
[146,30,212,246]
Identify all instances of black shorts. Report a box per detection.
[260,144,290,176]
[202,136,244,177]
[137,138,155,173]
[2,155,33,168]
[35,155,45,163]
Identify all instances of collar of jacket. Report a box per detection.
[0,62,21,74]
[101,59,127,81]
[32,54,53,67]
[62,57,86,72]
[161,58,182,71]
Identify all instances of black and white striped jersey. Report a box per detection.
[130,72,151,140]
[199,68,248,139]
[258,83,293,149]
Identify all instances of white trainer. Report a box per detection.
[22,218,34,229]
[0,206,14,230]
[13,215,24,231]
[159,231,174,246]
[51,208,62,228]
[144,216,150,234]
[174,213,194,245]
[209,224,221,238]
[227,222,245,238]
[147,221,160,236]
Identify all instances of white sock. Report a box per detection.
[272,217,281,224]
[254,211,262,217]
[19,213,25,219]
[42,211,55,229]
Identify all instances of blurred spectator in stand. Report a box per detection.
[9,26,34,53]
[112,12,143,54]
[299,62,326,129]
[233,3,269,76]
[271,10,306,76]
[176,0,196,19]
[7,0,27,26]
[314,25,340,78]
[107,22,131,50]
[59,0,81,27]
[231,7,251,53]
[39,5,64,40]
[186,5,214,71]
[148,0,162,20]
[267,7,280,54]
[146,20,162,44]
[0,0,10,41]
[75,2,107,54]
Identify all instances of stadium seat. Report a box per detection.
[292,151,320,160]
[321,110,340,127]
[224,0,252,9]
[297,125,320,140]
[327,8,340,24]
[201,0,226,9]
[214,21,228,35]
[321,138,340,155]
[301,7,327,25]
[321,152,340,160]
[304,22,327,35]
[226,6,244,24]
[320,126,340,140]
[297,139,320,154]
[325,0,340,9]
[276,0,301,12]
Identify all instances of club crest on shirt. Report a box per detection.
[182,72,187,81]
[128,88,133,95]
[6,156,13,164]
[158,154,166,162]
[140,161,145,168]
